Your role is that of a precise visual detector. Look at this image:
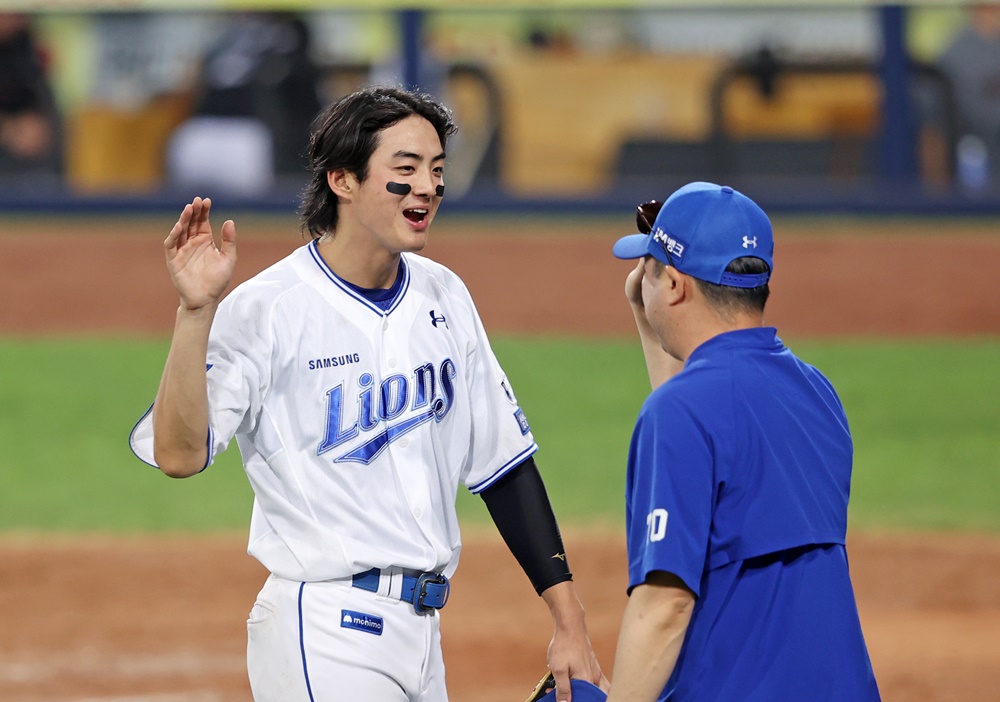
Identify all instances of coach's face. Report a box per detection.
[352,115,446,255]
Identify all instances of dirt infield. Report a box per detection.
[1,215,999,701]
[2,531,1000,702]
[1,214,998,338]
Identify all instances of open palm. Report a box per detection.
[164,197,237,311]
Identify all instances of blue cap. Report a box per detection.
[612,182,773,288]
[539,680,607,702]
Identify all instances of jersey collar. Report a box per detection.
[687,327,782,363]
[307,239,411,316]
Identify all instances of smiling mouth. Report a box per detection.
[403,208,428,224]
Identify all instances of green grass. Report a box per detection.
[0,337,997,534]
[0,339,253,532]
[456,337,650,529]
[790,340,1000,532]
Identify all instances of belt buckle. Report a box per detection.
[414,572,449,613]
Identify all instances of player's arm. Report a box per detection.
[605,571,695,702]
[152,197,237,478]
[480,458,608,700]
[625,260,683,389]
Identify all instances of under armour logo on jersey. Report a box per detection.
[742,235,757,249]
[430,310,448,328]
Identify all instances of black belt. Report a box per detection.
[351,568,450,613]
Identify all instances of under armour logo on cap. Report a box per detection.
[742,235,757,249]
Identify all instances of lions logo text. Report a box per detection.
[318,359,457,465]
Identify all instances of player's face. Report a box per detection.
[353,115,446,254]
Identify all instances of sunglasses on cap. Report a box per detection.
[635,200,675,267]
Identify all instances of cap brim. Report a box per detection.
[612,233,650,260]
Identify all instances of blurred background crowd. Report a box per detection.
[2,4,1000,207]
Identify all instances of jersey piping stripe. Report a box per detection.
[202,425,214,472]
[307,240,411,317]
[128,403,158,468]
[468,442,539,494]
[298,582,316,702]
[127,402,213,473]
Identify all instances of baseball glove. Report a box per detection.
[524,671,556,702]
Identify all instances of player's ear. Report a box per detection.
[327,169,357,200]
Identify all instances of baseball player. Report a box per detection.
[129,86,606,701]
[605,182,881,700]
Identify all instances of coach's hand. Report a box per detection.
[625,260,645,315]
[164,196,237,311]
[624,259,683,389]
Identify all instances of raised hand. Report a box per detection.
[163,197,237,311]
[625,259,645,313]
[624,259,683,388]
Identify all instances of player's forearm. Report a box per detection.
[606,580,694,702]
[540,579,607,691]
[540,580,588,632]
[480,458,572,594]
[152,305,217,477]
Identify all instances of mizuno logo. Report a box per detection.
[551,553,567,561]
[430,310,448,328]
[742,235,757,249]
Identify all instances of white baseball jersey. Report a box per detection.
[130,239,538,582]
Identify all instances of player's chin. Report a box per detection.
[399,218,434,250]
[394,228,430,253]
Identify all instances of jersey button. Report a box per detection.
[388,358,397,368]
[399,438,410,448]
[414,508,423,518]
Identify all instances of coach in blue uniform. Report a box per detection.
[606,182,881,701]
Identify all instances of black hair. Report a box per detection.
[695,257,771,316]
[298,85,458,239]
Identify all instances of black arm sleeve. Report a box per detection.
[479,456,572,595]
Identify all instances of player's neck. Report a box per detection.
[316,231,401,290]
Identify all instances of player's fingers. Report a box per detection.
[220,219,237,258]
[551,669,572,702]
[165,220,181,249]
[187,196,210,237]
[167,204,193,250]
[197,196,213,228]
[184,197,202,238]
[597,674,611,693]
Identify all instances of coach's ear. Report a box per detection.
[327,169,357,201]
[662,265,690,306]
